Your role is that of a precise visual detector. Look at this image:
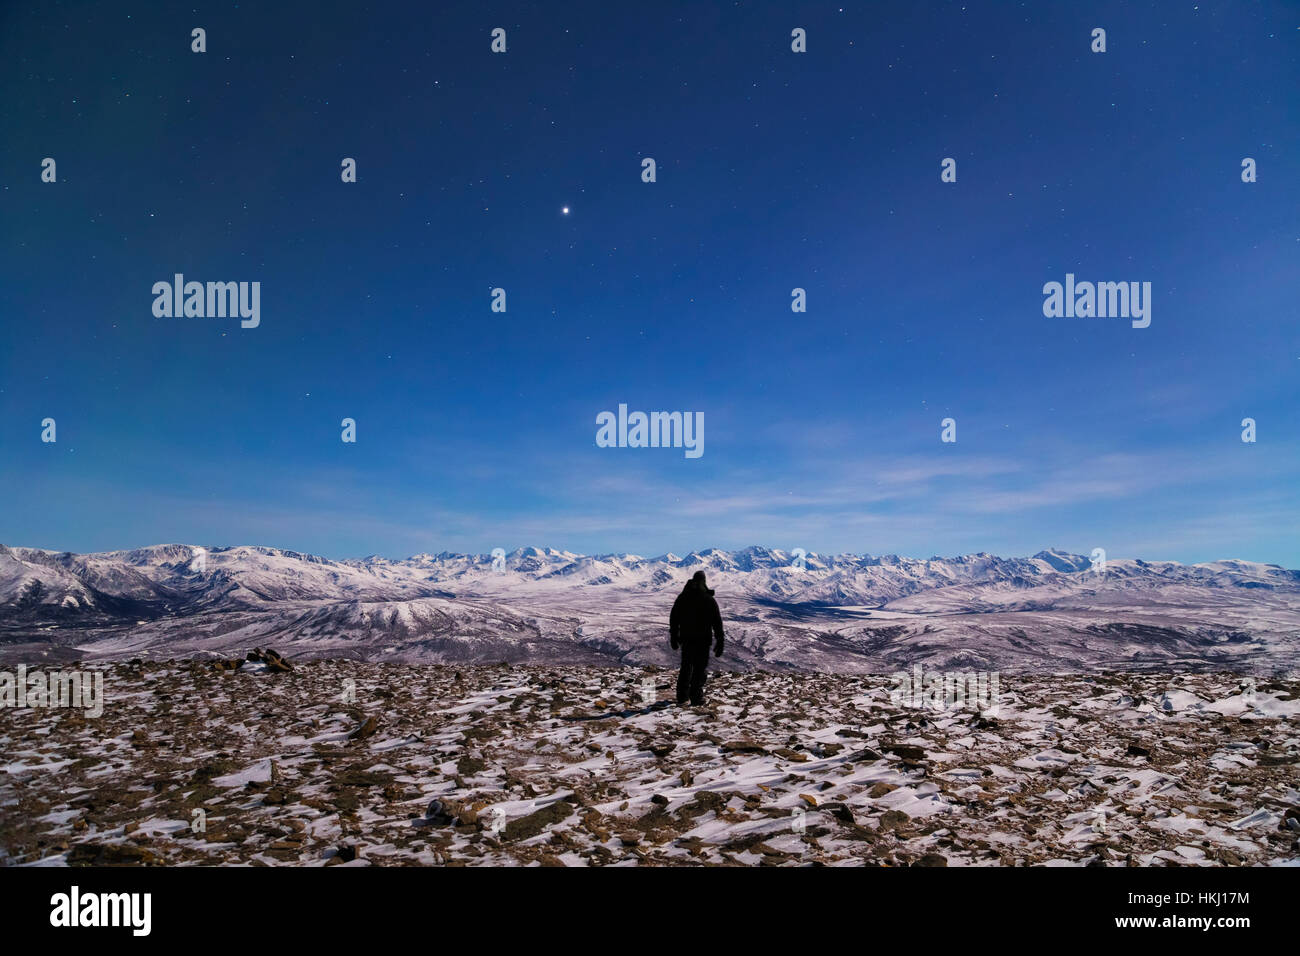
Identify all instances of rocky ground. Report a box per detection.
[1,656,1297,866]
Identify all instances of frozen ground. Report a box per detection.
[1,658,1297,866]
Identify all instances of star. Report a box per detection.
[561,206,570,215]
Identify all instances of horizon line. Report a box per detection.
[3,540,1295,572]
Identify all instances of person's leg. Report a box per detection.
[689,642,709,705]
[676,648,692,704]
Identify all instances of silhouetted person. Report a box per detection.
[669,570,725,706]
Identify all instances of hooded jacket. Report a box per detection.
[669,573,725,652]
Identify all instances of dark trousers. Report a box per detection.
[676,640,711,705]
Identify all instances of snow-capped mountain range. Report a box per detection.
[2,543,1298,673]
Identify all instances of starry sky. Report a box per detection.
[1,1,1296,565]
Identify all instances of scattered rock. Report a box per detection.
[9,661,1293,869]
[885,745,926,761]
[501,801,575,843]
[878,810,909,832]
[720,740,768,754]
[456,755,487,776]
[823,802,855,824]
[67,843,159,866]
[336,844,359,862]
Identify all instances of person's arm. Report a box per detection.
[711,597,725,656]
[669,595,681,649]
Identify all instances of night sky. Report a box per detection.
[1,1,1296,564]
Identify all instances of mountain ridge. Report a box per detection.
[2,542,1298,674]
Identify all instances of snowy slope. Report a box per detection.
[5,661,1297,867]
[1,543,1298,673]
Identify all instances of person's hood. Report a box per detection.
[682,574,715,596]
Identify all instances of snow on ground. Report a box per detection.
[0,659,1296,867]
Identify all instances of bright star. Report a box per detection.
[561,206,570,215]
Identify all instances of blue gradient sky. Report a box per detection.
[1,1,1296,564]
